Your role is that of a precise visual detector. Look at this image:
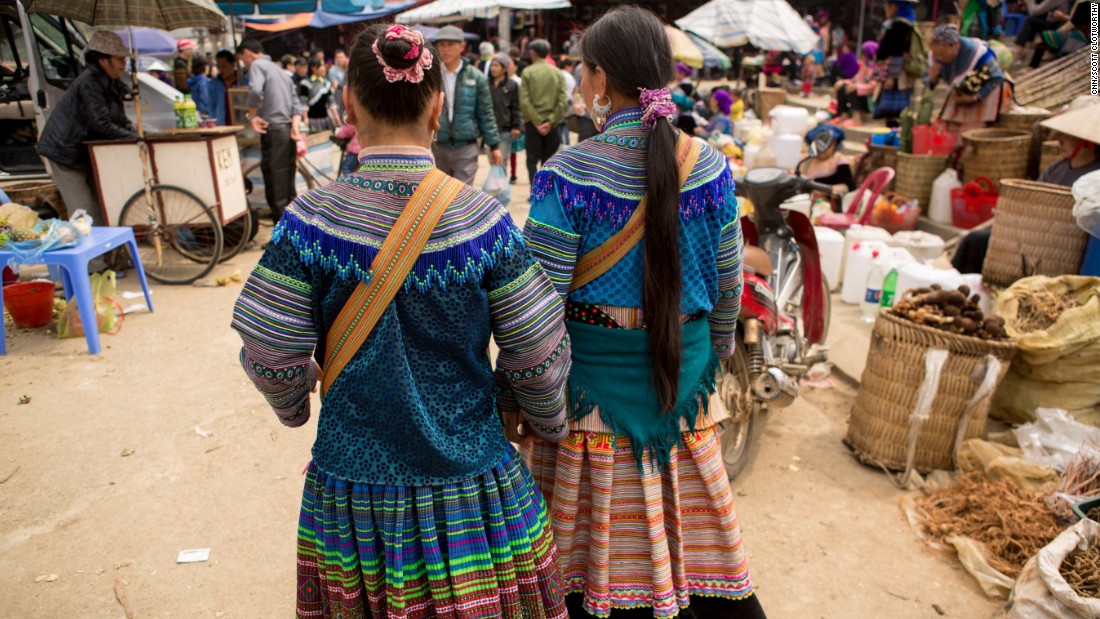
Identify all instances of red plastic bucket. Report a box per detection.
[3,281,55,328]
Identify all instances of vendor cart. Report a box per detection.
[86,126,251,284]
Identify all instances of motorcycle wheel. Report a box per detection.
[719,341,761,481]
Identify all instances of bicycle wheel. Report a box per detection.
[120,185,223,285]
[219,208,254,261]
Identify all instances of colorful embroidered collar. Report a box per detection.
[357,145,435,172]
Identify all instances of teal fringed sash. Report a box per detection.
[566,318,720,472]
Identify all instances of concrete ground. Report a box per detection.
[0,148,1004,618]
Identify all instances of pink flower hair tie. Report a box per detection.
[373,24,433,84]
[639,87,677,129]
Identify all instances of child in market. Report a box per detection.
[187,57,213,119]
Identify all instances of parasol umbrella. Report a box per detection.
[665,25,704,69]
[676,0,820,56]
[21,0,227,30]
[115,27,178,55]
[686,31,732,71]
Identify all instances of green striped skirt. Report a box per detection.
[296,450,567,618]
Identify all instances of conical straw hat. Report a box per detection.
[1041,98,1100,144]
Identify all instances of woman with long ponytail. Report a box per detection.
[521,6,766,618]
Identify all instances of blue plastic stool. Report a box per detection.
[0,226,154,355]
[1002,3,1026,38]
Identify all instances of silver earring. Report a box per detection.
[591,94,612,131]
[431,130,438,143]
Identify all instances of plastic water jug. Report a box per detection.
[841,240,890,305]
[894,263,965,302]
[773,133,803,170]
[929,169,962,225]
[743,143,761,169]
[753,142,777,169]
[814,226,845,290]
[892,230,946,263]
[839,224,893,283]
[769,106,810,136]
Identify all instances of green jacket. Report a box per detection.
[438,60,500,149]
[520,59,567,127]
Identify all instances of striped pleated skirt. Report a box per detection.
[295,450,567,619]
[522,425,756,618]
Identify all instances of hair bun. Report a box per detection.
[378,34,420,70]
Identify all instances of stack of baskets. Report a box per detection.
[983,179,1085,287]
[894,152,947,208]
[847,312,1017,475]
[961,129,1031,189]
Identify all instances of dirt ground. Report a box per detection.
[0,155,1005,618]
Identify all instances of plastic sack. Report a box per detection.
[295,134,308,159]
[57,270,124,338]
[5,218,85,264]
[1072,170,1100,237]
[956,438,1058,492]
[1016,408,1100,472]
[945,535,1016,599]
[1005,518,1100,618]
[481,165,511,206]
[512,133,525,154]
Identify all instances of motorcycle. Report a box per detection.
[719,131,838,480]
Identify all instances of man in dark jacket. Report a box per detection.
[38,30,138,225]
[431,26,502,185]
[174,38,196,93]
[488,54,521,165]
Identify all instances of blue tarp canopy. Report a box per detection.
[240,0,415,28]
[217,0,385,15]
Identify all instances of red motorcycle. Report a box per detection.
[719,163,835,479]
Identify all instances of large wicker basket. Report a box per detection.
[756,87,787,123]
[961,129,1031,190]
[982,179,1084,287]
[847,312,1017,475]
[1039,140,1060,174]
[894,152,947,207]
[996,109,1052,134]
[1,181,66,219]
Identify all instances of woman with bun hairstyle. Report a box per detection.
[232,23,571,618]
[520,6,766,618]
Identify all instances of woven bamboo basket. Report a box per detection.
[961,129,1031,190]
[2,181,66,218]
[847,312,1017,474]
[982,179,1084,287]
[894,152,947,207]
[756,87,787,123]
[996,109,1052,134]
[1039,140,1060,174]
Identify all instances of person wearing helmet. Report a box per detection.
[802,124,854,195]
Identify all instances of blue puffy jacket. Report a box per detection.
[438,60,500,149]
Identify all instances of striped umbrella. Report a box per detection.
[686,31,732,70]
[395,0,570,24]
[676,0,820,56]
[22,0,226,30]
[666,25,704,69]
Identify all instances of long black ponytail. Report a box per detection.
[580,7,682,412]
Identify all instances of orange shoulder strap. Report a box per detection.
[569,131,704,292]
[321,168,464,397]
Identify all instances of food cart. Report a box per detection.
[86,127,251,284]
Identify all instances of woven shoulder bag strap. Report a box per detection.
[321,168,465,398]
[569,131,704,292]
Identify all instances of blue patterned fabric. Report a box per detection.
[524,107,743,357]
[232,149,571,486]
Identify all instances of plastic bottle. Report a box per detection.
[861,251,885,323]
[173,96,185,129]
[880,267,899,308]
[181,94,199,129]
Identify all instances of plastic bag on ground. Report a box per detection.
[1005,518,1100,618]
[945,535,1017,599]
[57,271,124,338]
[1016,408,1100,472]
[481,164,511,207]
[956,438,1058,492]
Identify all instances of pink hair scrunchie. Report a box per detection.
[372,24,433,84]
[639,87,677,129]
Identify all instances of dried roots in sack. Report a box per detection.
[1012,282,1080,333]
[1061,543,1100,599]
